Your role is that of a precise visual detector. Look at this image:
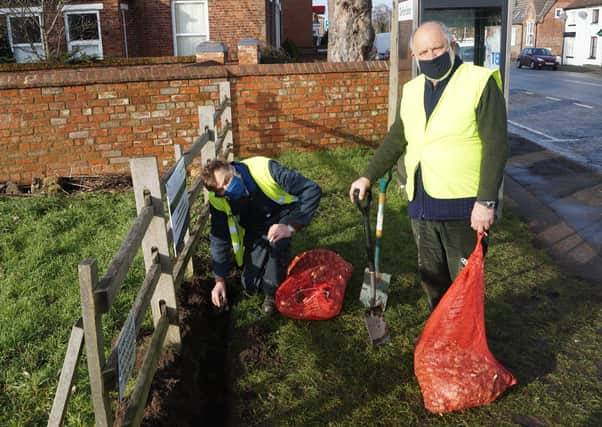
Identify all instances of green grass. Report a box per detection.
[0,192,146,426]
[1,147,600,426]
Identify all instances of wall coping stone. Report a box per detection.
[238,38,261,46]
[196,41,228,53]
[0,60,408,90]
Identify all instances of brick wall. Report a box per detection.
[282,0,314,50]
[209,0,266,62]
[0,60,408,184]
[536,1,572,55]
[101,0,124,57]
[130,0,173,57]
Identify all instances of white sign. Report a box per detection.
[398,1,413,22]
[165,157,190,254]
[117,312,136,401]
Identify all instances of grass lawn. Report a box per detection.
[1,147,600,426]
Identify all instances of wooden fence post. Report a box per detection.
[130,157,181,348]
[219,81,233,160]
[198,104,216,202]
[79,259,112,427]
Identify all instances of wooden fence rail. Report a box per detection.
[48,82,233,427]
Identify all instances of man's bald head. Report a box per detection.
[410,21,453,60]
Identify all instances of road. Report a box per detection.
[507,67,602,173]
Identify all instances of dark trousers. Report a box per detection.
[241,235,291,297]
[410,218,482,310]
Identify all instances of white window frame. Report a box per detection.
[526,20,535,46]
[5,7,45,63]
[511,26,517,46]
[171,0,210,56]
[62,3,104,59]
[567,11,576,25]
[554,8,563,19]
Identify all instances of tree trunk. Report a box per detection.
[328,0,374,62]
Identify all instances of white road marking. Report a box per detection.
[573,102,594,109]
[523,91,534,95]
[563,79,602,88]
[508,120,559,141]
[546,96,561,101]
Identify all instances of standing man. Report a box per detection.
[201,156,321,315]
[349,21,509,310]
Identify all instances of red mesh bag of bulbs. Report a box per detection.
[276,249,353,320]
[414,233,517,414]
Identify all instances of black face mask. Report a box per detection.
[418,51,453,80]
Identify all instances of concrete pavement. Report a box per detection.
[504,135,602,284]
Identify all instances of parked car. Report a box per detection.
[517,48,559,70]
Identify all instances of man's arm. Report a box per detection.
[209,205,232,279]
[362,102,407,183]
[268,160,322,230]
[476,76,510,201]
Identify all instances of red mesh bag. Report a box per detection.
[276,249,353,320]
[414,233,517,414]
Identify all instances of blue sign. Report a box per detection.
[491,51,500,66]
[324,19,329,31]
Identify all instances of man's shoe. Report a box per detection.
[262,295,276,316]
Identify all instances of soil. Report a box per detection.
[137,269,275,426]
[139,277,231,427]
[0,175,132,195]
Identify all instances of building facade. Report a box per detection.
[0,0,313,63]
[562,0,602,66]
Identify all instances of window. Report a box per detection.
[567,11,576,26]
[590,36,598,59]
[63,4,103,59]
[64,12,102,58]
[526,20,535,46]
[6,12,44,63]
[554,8,563,19]
[592,9,599,24]
[511,26,516,46]
[172,0,209,56]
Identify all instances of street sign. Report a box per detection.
[398,0,413,22]
[324,19,329,31]
[165,157,190,255]
[116,312,136,401]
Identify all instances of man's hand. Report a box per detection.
[471,202,495,233]
[349,177,371,202]
[211,279,227,308]
[267,223,294,243]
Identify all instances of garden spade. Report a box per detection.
[354,189,390,346]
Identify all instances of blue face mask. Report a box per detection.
[224,174,246,200]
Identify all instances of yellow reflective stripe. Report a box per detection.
[242,156,297,204]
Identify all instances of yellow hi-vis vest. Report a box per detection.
[400,63,502,200]
[208,156,297,266]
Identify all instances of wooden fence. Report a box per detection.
[47,82,233,427]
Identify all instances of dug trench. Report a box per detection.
[133,260,274,426]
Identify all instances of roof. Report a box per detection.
[564,0,602,10]
[512,0,561,24]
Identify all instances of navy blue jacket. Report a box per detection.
[210,159,321,278]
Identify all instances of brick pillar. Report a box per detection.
[195,41,228,64]
[238,39,261,65]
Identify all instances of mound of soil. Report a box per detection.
[140,278,230,427]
